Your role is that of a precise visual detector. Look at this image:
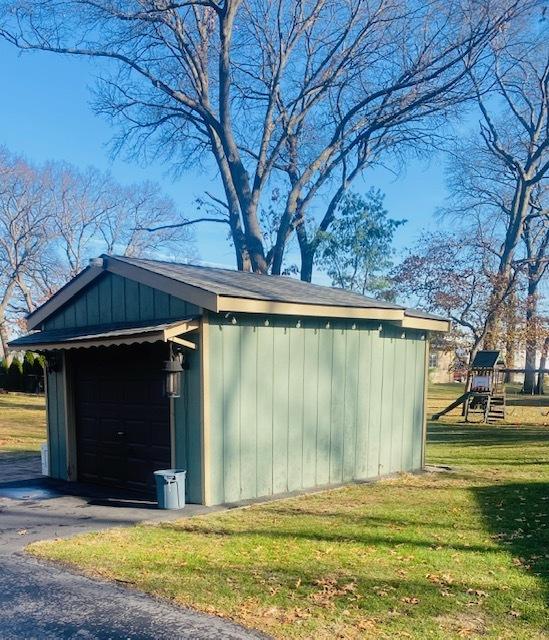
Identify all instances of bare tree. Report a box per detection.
[522,186,549,392]
[392,230,518,362]
[98,181,193,259]
[469,34,549,346]
[0,0,535,279]
[0,148,51,356]
[0,150,195,350]
[44,165,193,282]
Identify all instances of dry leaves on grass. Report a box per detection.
[437,612,487,637]
[309,577,358,608]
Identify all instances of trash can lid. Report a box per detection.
[153,468,186,476]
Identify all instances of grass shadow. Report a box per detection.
[0,450,41,458]
[507,397,549,408]
[471,482,549,598]
[427,423,549,447]
[0,395,45,413]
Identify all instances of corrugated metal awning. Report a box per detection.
[8,318,199,351]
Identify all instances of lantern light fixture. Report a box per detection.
[163,345,183,398]
[45,352,62,373]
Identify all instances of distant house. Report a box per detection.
[10,255,448,506]
[428,342,468,384]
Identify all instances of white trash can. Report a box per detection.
[40,442,49,476]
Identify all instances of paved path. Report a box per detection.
[0,455,267,640]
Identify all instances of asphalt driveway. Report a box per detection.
[0,455,266,640]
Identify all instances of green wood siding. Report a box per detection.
[43,272,199,330]
[207,315,427,506]
[46,368,68,480]
[173,346,203,504]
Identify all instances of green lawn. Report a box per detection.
[0,392,46,454]
[28,384,549,639]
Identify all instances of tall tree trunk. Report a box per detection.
[535,336,548,395]
[522,282,538,394]
[0,319,10,360]
[0,280,17,360]
[484,272,509,349]
[503,292,518,382]
[521,211,548,394]
[484,180,531,348]
[296,223,315,283]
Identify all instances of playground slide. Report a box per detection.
[432,392,471,420]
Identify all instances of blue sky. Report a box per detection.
[0,40,449,276]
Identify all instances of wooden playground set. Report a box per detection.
[432,350,507,423]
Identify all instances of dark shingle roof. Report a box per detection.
[471,351,503,368]
[23,254,450,331]
[111,255,405,311]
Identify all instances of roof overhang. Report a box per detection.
[217,297,449,331]
[400,314,450,333]
[24,255,449,332]
[26,256,218,330]
[216,296,405,322]
[8,319,199,352]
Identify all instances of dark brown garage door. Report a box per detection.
[72,343,171,496]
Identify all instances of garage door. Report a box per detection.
[73,343,171,496]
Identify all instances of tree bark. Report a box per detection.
[535,335,548,395]
[522,283,538,394]
[296,222,315,283]
[503,292,518,383]
[0,319,10,360]
[484,180,532,348]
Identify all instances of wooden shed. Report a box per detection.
[10,255,449,506]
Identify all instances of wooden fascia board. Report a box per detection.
[400,316,450,332]
[217,296,405,321]
[169,336,197,350]
[105,257,219,312]
[163,319,200,338]
[26,266,104,330]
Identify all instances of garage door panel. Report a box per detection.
[78,416,97,439]
[99,419,126,442]
[98,380,120,403]
[126,458,151,482]
[79,452,99,478]
[74,343,171,497]
[101,462,127,482]
[125,420,151,444]
[77,384,95,403]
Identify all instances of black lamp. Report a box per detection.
[163,345,183,398]
[45,351,62,373]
